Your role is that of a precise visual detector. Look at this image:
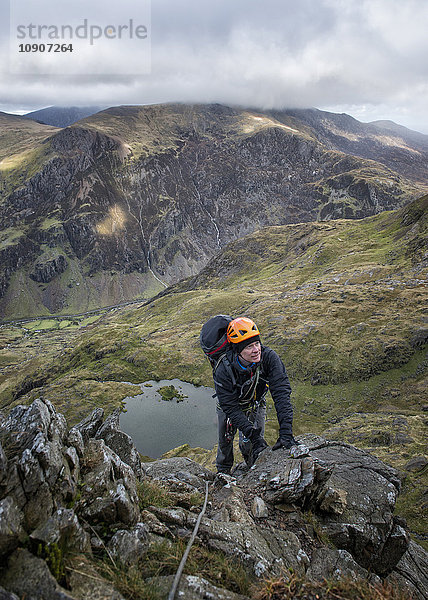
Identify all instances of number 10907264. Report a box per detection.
[18,43,73,52]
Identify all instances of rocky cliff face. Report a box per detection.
[0,104,427,318]
[0,398,427,599]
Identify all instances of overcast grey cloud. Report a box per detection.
[1,0,427,133]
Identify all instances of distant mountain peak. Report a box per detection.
[23,105,106,128]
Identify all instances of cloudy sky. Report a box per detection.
[1,0,427,133]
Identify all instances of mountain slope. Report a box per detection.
[3,194,426,417]
[1,103,427,319]
[0,111,59,161]
[275,108,428,183]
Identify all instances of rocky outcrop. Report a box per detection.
[29,253,67,283]
[293,435,410,576]
[0,398,426,600]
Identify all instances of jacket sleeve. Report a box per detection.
[263,348,293,437]
[214,364,255,438]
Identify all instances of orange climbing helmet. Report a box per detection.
[227,317,260,344]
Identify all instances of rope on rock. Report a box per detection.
[167,480,209,600]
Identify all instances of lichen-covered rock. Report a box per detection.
[3,399,54,442]
[0,497,25,557]
[143,457,215,493]
[64,446,80,479]
[107,522,150,566]
[239,447,333,506]
[30,508,91,554]
[0,585,19,599]
[301,435,409,575]
[66,428,84,458]
[74,408,104,443]
[140,509,173,537]
[149,505,309,578]
[0,548,76,600]
[306,548,381,584]
[386,541,428,600]
[211,483,255,525]
[0,442,7,484]
[0,399,79,529]
[317,486,347,515]
[251,496,269,519]
[95,409,142,478]
[75,439,139,526]
[152,574,250,600]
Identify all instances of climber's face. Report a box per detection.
[240,340,261,363]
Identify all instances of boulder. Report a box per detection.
[95,409,143,478]
[30,508,91,554]
[301,435,409,575]
[0,586,19,600]
[143,457,215,493]
[386,541,428,600]
[239,447,333,506]
[153,574,250,600]
[0,497,25,557]
[74,408,104,443]
[0,548,76,600]
[140,509,173,537]
[306,547,381,584]
[404,456,427,472]
[149,505,309,578]
[107,522,150,566]
[211,482,255,526]
[0,399,79,529]
[75,439,139,526]
[2,399,56,443]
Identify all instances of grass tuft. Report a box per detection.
[98,539,252,599]
[252,571,414,600]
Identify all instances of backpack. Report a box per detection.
[200,314,232,372]
[200,315,264,406]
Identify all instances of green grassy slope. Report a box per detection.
[0,113,60,198]
[2,194,426,415]
[0,112,59,161]
[1,195,426,546]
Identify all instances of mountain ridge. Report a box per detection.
[1,103,427,319]
[23,105,105,127]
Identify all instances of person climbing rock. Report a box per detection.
[213,316,295,474]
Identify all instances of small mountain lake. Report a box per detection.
[119,379,218,458]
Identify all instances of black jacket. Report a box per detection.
[214,345,293,439]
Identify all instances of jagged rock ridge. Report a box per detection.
[0,398,427,599]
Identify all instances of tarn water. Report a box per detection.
[119,379,218,458]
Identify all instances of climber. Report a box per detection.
[214,316,296,474]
